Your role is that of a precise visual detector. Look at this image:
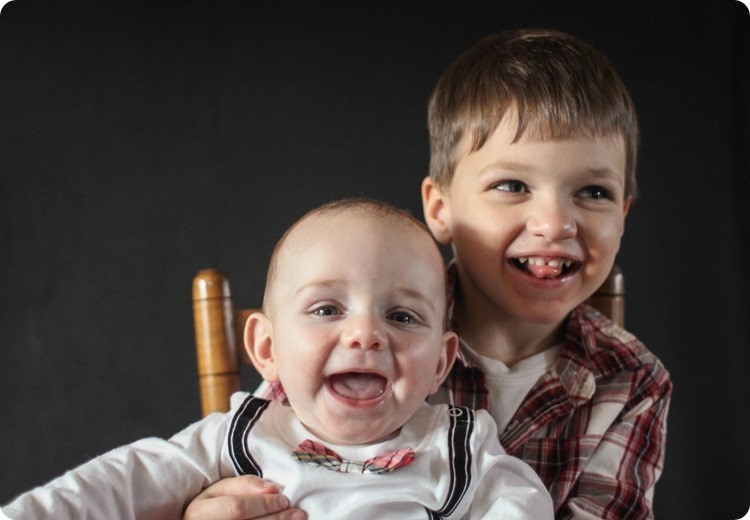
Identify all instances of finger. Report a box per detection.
[184,493,298,520]
[197,475,280,499]
[183,476,307,520]
[251,508,307,520]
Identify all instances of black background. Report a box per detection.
[2,1,749,518]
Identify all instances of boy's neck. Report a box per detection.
[453,300,564,367]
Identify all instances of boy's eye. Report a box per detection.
[311,305,340,317]
[388,311,418,325]
[579,185,614,201]
[492,180,527,193]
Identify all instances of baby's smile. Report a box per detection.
[325,372,389,403]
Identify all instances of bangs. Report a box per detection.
[463,96,635,154]
[459,53,637,152]
[429,29,639,197]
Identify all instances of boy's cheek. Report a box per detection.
[431,227,453,245]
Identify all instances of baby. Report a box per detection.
[3,197,552,519]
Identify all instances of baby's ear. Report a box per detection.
[430,330,459,394]
[244,312,279,382]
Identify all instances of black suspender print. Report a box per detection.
[426,406,475,519]
[228,395,270,477]
[228,398,476,517]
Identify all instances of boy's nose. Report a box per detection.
[526,200,577,242]
[341,315,386,350]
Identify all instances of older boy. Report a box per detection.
[420,29,671,519]
[3,198,553,519]
[184,29,671,520]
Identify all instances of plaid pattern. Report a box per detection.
[263,305,671,519]
[451,305,671,519]
[292,439,415,475]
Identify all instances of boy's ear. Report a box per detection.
[623,196,632,217]
[244,312,279,382]
[429,330,460,395]
[620,196,633,236]
[421,177,453,244]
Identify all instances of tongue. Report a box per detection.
[329,373,386,401]
[527,263,563,279]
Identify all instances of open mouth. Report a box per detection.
[326,372,388,402]
[512,256,580,279]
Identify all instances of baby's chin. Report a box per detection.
[306,420,402,446]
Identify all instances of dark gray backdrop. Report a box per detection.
[2,1,748,518]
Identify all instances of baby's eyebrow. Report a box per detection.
[394,287,439,312]
[295,279,343,295]
[294,281,440,312]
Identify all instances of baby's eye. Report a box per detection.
[311,305,340,317]
[492,180,528,193]
[388,310,418,325]
[578,185,614,201]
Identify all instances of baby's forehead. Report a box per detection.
[280,209,443,271]
[265,207,448,316]
[290,208,425,242]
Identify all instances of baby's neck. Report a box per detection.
[303,423,401,447]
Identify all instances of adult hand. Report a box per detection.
[183,475,306,520]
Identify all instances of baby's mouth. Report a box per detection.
[513,256,579,279]
[326,372,388,402]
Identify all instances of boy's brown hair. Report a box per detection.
[428,28,639,198]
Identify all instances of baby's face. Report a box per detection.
[265,211,456,445]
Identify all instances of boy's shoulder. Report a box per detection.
[565,304,670,384]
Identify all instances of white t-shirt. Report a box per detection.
[430,341,560,434]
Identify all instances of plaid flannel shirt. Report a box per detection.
[444,304,671,519]
[262,304,671,519]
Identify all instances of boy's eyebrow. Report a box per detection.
[487,160,534,173]
[484,161,624,183]
[581,167,626,186]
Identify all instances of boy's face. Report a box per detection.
[248,212,457,445]
[423,110,630,329]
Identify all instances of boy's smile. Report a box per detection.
[513,256,578,279]
[423,108,630,360]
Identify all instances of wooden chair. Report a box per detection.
[192,265,625,417]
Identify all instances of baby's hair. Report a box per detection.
[292,197,430,232]
[429,28,639,198]
[263,197,447,319]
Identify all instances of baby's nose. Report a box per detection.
[341,315,386,350]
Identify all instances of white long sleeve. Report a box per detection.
[3,411,231,520]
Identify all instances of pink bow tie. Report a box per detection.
[292,439,415,475]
